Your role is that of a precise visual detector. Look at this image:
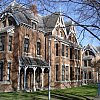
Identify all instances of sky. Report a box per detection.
[1,0,100,47]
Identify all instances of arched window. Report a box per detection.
[37,40,41,55]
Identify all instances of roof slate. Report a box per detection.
[43,12,60,32]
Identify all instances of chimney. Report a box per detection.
[30,5,38,16]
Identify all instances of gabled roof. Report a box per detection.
[65,21,72,35]
[43,12,60,33]
[84,44,99,54]
[96,46,100,52]
[1,1,37,25]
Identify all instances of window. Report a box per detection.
[84,60,87,67]
[56,65,59,81]
[75,67,77,80]
[62,44,64,56]
[24,38,29,53]
[56,43,58,56]
[37,41,41,55]
[78,50,80,60]
[66,46,68,57]
[88,60,91,66]
[70,48,72,59]
[8,36,12,51]
[62,65,65,81]
[89,72,91,79]
[7,62,11,81]
[0,35,5,51]
[66,66,68,80]
[32,22,36,30]
[78,68,80,80]
[75,49,77,59]
[0,61,3,81]
[84,72,87,79]
[85,50,88,56]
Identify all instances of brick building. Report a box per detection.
[0,1,82,92]
[82,44,100,84]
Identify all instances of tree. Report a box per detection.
[0,0,100,43]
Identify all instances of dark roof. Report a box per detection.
[2,1,37,25]
[43,12,60,33]
[84,44,99,54]
[96,46,100,52]
[20,56,49,67]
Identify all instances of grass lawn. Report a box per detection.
[0,84,98,100]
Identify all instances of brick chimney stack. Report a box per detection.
[30,5,38,16]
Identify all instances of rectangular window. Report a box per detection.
[66,66,68,80]
[89,72,91,79]
[0,35,5,51]
[75,67,77,80]
[24,38,29,53]
[78,50,80,60]
[32,22,36,30]
[8,36,12,51]
[37,42,41,55]
[70,48,72,59]
[56,43,58,56]
[56,65,59,81]
[88,60,91,66]
[84,60,87,67]
[62,44,64,56]
[66,46,68,57]
[0,61,3,81]
[62,65,65,81]
[7,62,11,81]
[75,49,77,59]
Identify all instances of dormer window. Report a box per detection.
[37,40,41,55]
[24,38,29,53]
[32,22,36,30]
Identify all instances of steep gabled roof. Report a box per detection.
[65,21,72,35]
[96,46,100,53]
[84,44,99,54]
[43,12,60,33]
[1,1,37,25]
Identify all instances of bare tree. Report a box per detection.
[0,0,100,42]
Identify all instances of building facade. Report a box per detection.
[82,44,100,84]
[0,1,82,92]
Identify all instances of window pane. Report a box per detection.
[56,65,58,81]
[62,65,65,81]
[66,66,68,80]
[62,44,64,56]
[37,41,41,55]
[8,36,12,51]
[66,46,68,57]
[7,62,11,81]
[56,43,58,56]
[24,38,29,53]
[0,35,5,51]
[0,61,3,81]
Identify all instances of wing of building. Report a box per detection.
[0,1,84,92]
[82,44,100,84]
